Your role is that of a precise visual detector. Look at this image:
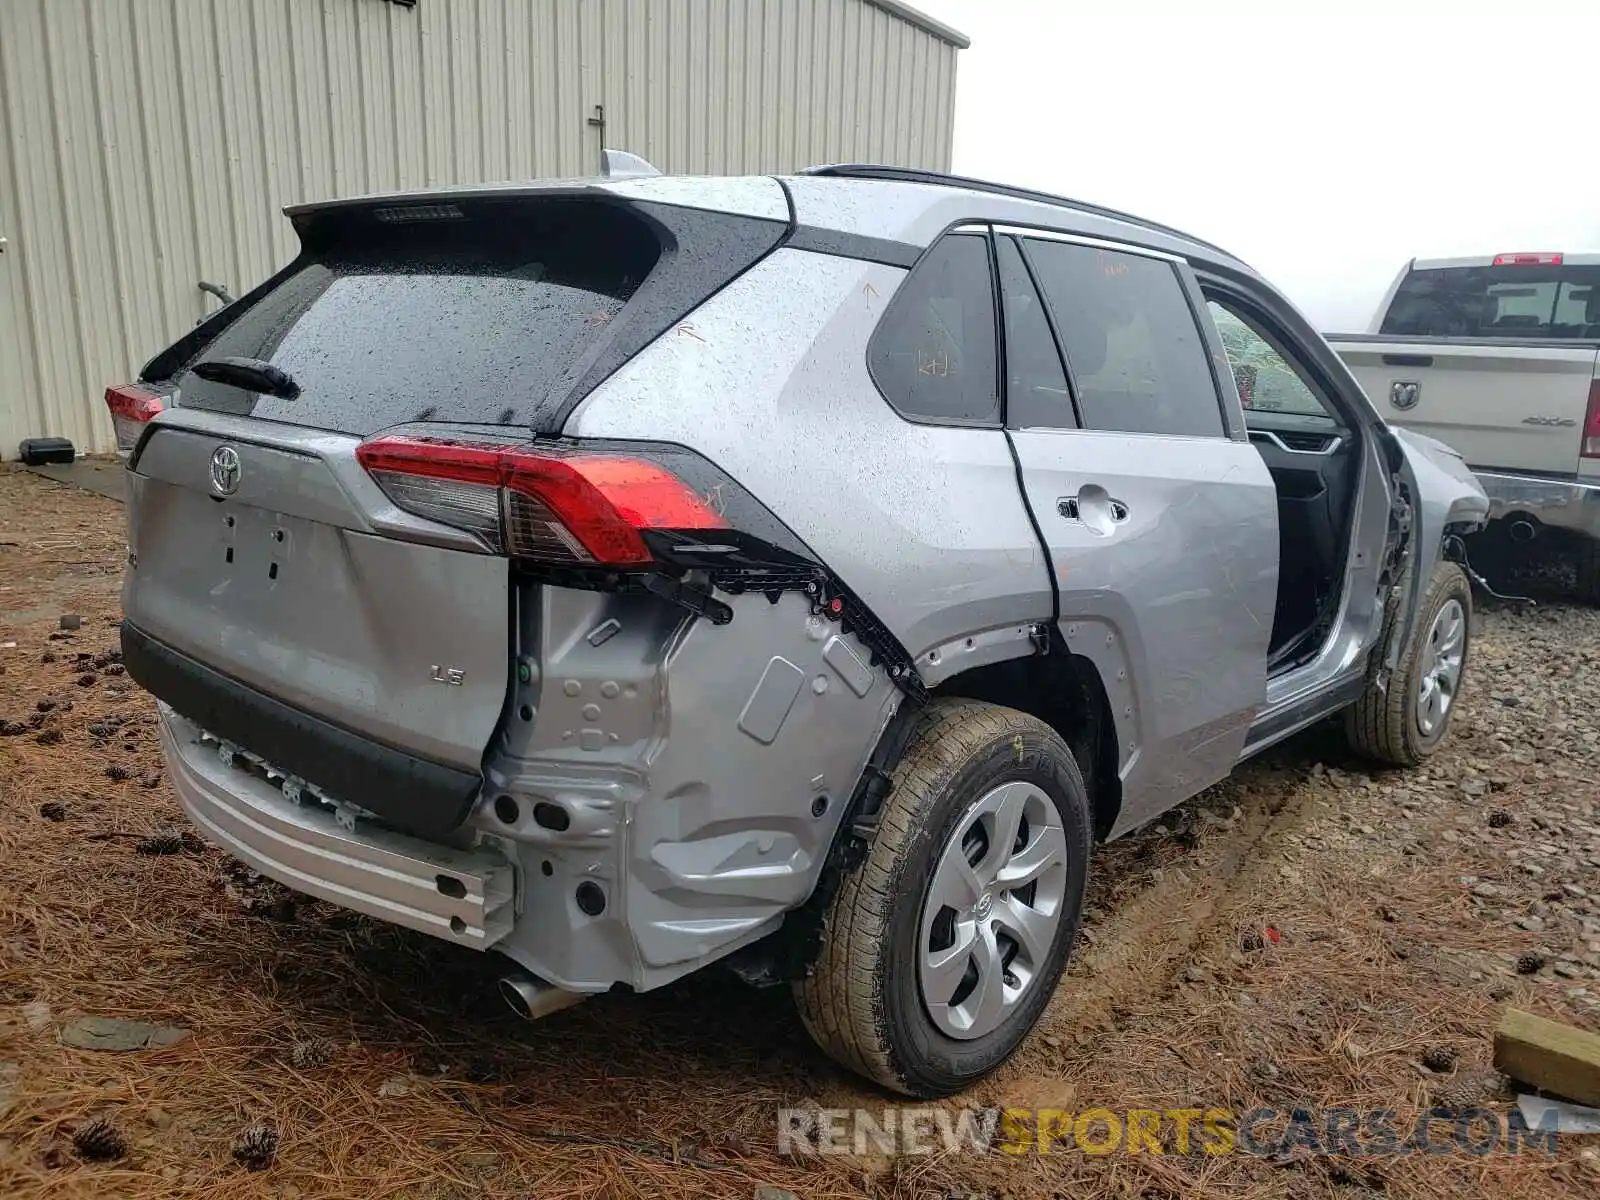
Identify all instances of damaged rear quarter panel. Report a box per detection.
[478,585,899,992]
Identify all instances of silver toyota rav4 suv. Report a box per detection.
[113,157,1488,1097]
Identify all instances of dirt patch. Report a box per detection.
[2,465,1598,1198]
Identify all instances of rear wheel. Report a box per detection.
[1575,538,1600,606]
[794,699,1091,1097]
[1346,562,1471,766]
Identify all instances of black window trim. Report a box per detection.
[995,224,1230,440]
[863,223,1006,430]
[993,230,1083,431]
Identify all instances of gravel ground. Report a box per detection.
[2,465,1599,1199]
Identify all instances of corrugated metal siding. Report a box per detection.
[0,0,959,454]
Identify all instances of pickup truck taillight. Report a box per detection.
[356,434,730,566]
[1583,381,1600,460]
[105,384,166,452]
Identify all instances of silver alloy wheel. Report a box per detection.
[1416,597,1466,738]
[918,781,1069,1040]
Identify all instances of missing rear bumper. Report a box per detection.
[158,705,514,949]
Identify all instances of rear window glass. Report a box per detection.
[868,233,1000,425]
[173,201,660,434]
[1380,264,1600,339]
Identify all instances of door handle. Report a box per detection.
[1057,489,1129,534]
[1057,496,1128,521]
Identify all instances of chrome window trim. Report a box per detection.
[989,223,1188,265]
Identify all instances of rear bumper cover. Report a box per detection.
[1477,471,1600,541]
[158,704,514,948]
[120,621,483,839]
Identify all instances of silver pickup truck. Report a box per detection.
[1329,253,1600,599]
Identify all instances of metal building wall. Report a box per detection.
[0,0,962,455]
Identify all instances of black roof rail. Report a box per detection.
[798,164,1228,257]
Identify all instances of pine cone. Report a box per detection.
[179,831,206,854]
[72,1115,127,1162]
[289,1038,336,1068]
[35,698,57,712]
[76,673,98,688]
[1515,951,1545,975]
[0,720,26,737]
[135,832,185,856]
[232,1122,278,1169]
[1421,1045,1458,1072]
[39,802,67,822]
[35,728,63,746]
[1487,809,1512,828]
[106,764,133,782]
[104,663,126,677]
[1432,1076,1486,1113]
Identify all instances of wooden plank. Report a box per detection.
[1493,1008,1600,1107]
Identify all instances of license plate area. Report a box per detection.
[216,502,303,591]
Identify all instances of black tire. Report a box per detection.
[1346,562,1472,766]
[794,698,1092,1097]
[1575,539,1600,606]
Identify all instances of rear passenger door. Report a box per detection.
[997,230,1279,832]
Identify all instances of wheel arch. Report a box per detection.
[932,644,1123,842]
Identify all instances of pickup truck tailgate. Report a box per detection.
[1333,338,1598,475]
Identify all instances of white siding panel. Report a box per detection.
[1,0,960,454]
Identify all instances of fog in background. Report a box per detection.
[912,0,1600,331]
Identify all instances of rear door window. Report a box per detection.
[1024,239,1224,437]
[868,233,1000,425]
[172,200,661,434]
[1380,264,1600,338]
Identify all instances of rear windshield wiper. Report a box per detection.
[188,356,301,400]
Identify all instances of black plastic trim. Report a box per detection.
[785,225,923,268]
[121,622,482,840]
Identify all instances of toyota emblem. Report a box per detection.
[209,445,242,496]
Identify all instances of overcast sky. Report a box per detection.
[911,0,1600,331]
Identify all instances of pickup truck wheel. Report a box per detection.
[794,698,1091,1097]
[1575,539,1600,606]
[1346,562,1471,766]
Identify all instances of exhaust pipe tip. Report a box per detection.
[1509,519,1538,543]
[498,973,588,1022]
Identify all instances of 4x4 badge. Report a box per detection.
[209,445,242,496]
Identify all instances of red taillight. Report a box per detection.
[105,384,165,451]
[1582,380,1600,460]
[356,434,729,565]
[1492,252,1563,266]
